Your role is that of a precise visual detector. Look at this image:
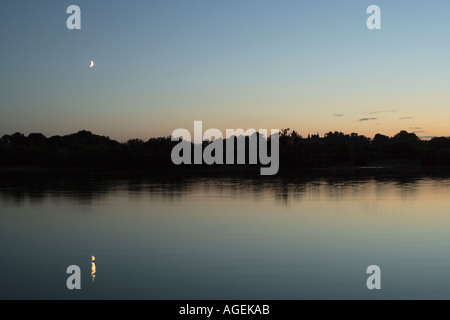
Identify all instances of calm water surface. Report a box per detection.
[1,170,450,299]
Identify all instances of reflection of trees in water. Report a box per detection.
[1,169,450,207]
[0,170,198,207]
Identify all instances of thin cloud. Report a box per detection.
[357,117,377,122]
[333,114,344,117]
[399,117,414,120]
[419,136,435,140]
[409,127,422,130]
[368,109,400,115]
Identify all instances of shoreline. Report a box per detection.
[1,163,450,179]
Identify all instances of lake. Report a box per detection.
[1,168,450,299]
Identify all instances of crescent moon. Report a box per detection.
[89,60,95,68]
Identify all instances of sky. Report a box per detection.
[0,0,449,142]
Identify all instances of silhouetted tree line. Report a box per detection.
[1,129,450,169]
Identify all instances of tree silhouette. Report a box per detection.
[1,129,450,170]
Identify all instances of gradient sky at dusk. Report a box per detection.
[0,1,449,141]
